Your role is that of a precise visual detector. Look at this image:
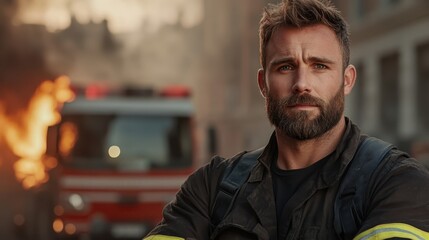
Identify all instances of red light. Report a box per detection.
[160,85,191,98]
[85,84,109,99]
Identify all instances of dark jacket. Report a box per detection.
[146,119,429,240]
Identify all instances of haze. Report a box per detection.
[16,0,203,33]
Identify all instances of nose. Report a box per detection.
[292,67,311,94]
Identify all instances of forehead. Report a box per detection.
[266,24,342,63]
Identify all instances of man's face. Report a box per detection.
[258,24,355,140]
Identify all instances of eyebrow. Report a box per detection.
[306,56,336,65]
[268,55,336,68]
[269,57,295,68]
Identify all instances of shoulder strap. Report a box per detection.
[211,147,264,226]
[334,136,394,239]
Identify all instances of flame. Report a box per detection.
[1,76,74,189]
[58,122,78,158]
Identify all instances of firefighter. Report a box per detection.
[144,0,429,239]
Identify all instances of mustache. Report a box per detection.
[283,94,325,107]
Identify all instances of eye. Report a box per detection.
[314,64,327,70]
[279,64,294,72]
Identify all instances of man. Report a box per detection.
[144,0,429,239]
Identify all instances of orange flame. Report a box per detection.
[58,122,78,158]
[1,76,74,189]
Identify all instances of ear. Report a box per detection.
[343,64,356,95]
[257,68,267,98]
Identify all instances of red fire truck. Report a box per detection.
[49,86,197,240]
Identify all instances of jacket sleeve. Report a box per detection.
[144,156,228,240]
[354,150,429,240]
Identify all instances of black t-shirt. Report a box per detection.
[271,154,330,233]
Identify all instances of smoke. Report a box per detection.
[15,0,203,33]
[0,0,54,109]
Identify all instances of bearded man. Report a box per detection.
[144,0,429,239]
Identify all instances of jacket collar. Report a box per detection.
[248,117,362,188]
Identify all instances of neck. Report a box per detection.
[275,117,346,170]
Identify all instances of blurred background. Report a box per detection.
[0,0,428,239]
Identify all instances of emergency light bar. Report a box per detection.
[73,84,191,100]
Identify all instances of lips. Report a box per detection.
[287,104,319,111]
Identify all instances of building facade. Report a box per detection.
[338,0,429,157]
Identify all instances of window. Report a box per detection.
[59,114,193,170]
[379,52,400,134]
[416,42,429,131]
[355,0,379,19]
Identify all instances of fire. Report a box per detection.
[58,122,78,158]
[1,76,74,189]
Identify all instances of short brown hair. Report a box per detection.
[259,0,350,69]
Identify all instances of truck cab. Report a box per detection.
[50,87,196,239]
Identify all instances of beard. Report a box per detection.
[266,86,344,140]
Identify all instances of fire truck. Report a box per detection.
[48,86,197,240]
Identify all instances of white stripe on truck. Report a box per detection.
[60,175,187,190]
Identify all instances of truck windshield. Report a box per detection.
[58,114,193,171]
